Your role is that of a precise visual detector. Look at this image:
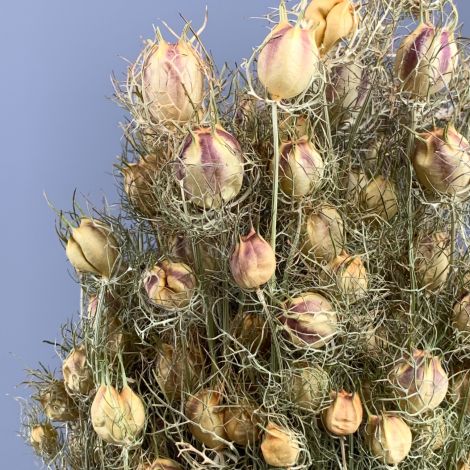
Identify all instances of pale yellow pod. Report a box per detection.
[260,422,300,468]
[289,365,330,411]
[322,390,363,436]
[223,403,260,446]
[62,344,93,396]
[360,175,398,221]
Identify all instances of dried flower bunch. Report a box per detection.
[21,0,470,469]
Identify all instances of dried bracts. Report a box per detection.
[395,22,458,97]
[257,4,320,100]
[176,125,244,209]
[142,34,205,124]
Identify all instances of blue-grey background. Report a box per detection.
[0,1,468,467]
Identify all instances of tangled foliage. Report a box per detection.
[21,0,470,468]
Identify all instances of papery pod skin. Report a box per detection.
[230,227,276,289]
[155,343,197,399]
[281,292,337,348]
[142,38,205,123]
[360,175,399,221]
[413,126,470,198]
[138,458,183,470]
[451,370,470,416]
[276,138,324,198]
[232,311,270,354]
[395,23,458,97]
[38,381,78,422]
[257,17,319,100]
[66,218,120,279]
[305,0,358,54]
[143,259,196,309]
[223,403,260,446]
[390,350,449,414]
[301,205,344,261]
[185,388,227,450]
[414,232,450,291]
[260,422,300,468]
[122,154,159,216]
[326,251,368,300]
[453,293,470,335]
[366,414,413,465]
[30,424,58,455]
[177,125,244,209]
[91,384,125,444]
[322,390,363,436]
[347,168,368,205]
[119,385,146,439]
[289,365,330,411]
[62,344,93,396]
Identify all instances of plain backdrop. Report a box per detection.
[0,1,469,467]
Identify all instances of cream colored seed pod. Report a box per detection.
[322,390,363,436]
[185,388,227,450]
[66,218,120,279]
[176,125,244,209]
[305,0,358,55]
[275,138,324,198]
[413,413,447,454]
[366,414,412,465]
[281,292,337,348]
[142,36,205,123]
[414,232,450,291]
[325,251,368,300]
[260,422,300,468]
[413,126,470,198]
[230,227,276,289]
[122,154,159,216]
[289,365,329,411]
[223,402,260,446]
[451,370,470,417]
[347,168,368,205]
[257,6,319,100]
[390,350,448,414]
[360,175,398,221]
[453,293,470,336]
[301,205,344,261]
[232,311,270,354]
[62,344,93,396]
[143,259,196,310]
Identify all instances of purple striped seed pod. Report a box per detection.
[281,292,337,348]
[142,39,205,124]
[257,16,319,100]
[395,23,458,97]
[413,126,470,199]
[143,259,196,310]
[230,227,276,290]
[177,125,244,209]
[275,138,325,198]
[390,350,449,415]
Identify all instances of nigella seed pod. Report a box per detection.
[155,343,197,399]
[257,8,320,100]
[260,422,300,468]
[223,402,260,446]
[281,292,337,348]
[30,424,58,455]
[185,387,227,450]
[414,232,450,291]
[390,350,449,414]
[122,155,159,216]
[230,228,276,290]
[305,0,358,54]
[232,312,270,354]
[38,381,78,422]
[413,126,470,198]
[289,365,330,411]
[325,251,368,300]
[62,344,93,396]
[119,385,146,439]
[66,218,120,279]
[346,168,368,205]
[322,390,363,436]
[177,125,244,209]
[451,370,470,416]
[142,36,205,123]
[275,138,324,198]
[360,175,399,221]
[395,23,458,97]
[453,293,470,336]
[301,205,344,261]
[413,413,448,454]
[168,234,217,272]
[366,414,412,465]
[143,259,196,309]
